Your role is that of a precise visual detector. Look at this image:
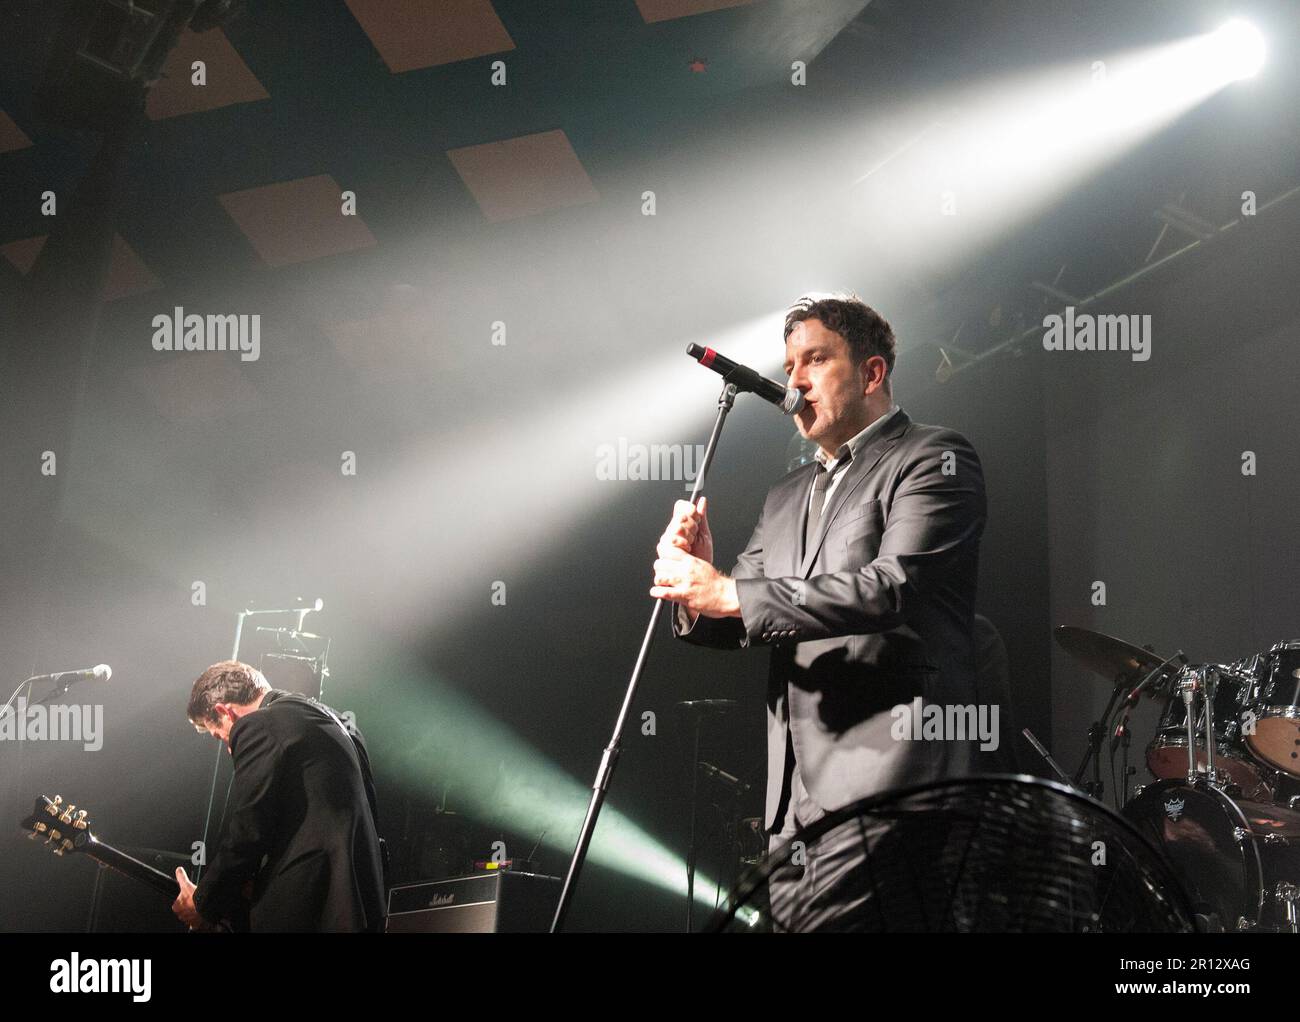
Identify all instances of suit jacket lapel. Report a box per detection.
[797,411,910,578]
[767,464,815,577]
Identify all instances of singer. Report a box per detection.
[170,661,387,932]
[651,294,988,931]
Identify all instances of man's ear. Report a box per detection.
[858,357,878,394]
[864,355,888,393]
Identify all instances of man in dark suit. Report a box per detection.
[651,295,988,930]
[171,660,386,932]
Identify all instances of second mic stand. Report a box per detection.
[550,382,738,932]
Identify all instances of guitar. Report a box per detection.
[18,794,246,931]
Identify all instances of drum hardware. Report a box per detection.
[1275,882,1300,932]
[1290,796,1300,811]
[1146,663,1269,797]
[1178,671,1204,784]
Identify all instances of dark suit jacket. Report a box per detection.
[194,690,386,932]
[675,409,988,829]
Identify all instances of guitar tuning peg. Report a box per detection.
[59,804,76,824]
[47,796,63,816]
[73,810,88,830]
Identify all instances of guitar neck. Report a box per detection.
[80,833,180,899]
[21,795,245,931]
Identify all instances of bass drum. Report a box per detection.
[1123,780,1300,932]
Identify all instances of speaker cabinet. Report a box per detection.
[385,871,560,933]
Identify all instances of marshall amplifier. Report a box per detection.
[385,871,561,933]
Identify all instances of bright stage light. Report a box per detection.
[844,21,1271,268]
[1212,19,1266,80]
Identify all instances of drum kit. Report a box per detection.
[1057,626,1300,932]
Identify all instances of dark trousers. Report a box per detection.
[765,743,890,932]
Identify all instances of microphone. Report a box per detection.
[699,761,751,793]
[686,344,805,415]
[677,699,737,714]
[27,664,112,685]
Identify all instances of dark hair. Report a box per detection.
[783,294,896,378]
[187,660,270,724]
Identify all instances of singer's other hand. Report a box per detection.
[650,552,740,618]
[656,496,713,564]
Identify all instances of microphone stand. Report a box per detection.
[550,382,738,932]
[1074,674,1127,801]
[686,711,703,934]
[1076,651,1183,804]
[679,699,737,932]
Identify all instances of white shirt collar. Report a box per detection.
[813,404,901,471]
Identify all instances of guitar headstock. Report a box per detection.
[19,795,93,857]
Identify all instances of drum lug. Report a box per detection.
[1232,826,1250,845]
[1290,795,1300,811]
[1131,784,1145,798]
[1276,883,1300,934]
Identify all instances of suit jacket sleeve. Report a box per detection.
[194,714,284,926]
[671,502,768,649]
[733,430,985,645]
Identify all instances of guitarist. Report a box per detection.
[171,660,387,932]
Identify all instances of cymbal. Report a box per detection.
[1054,625,1169,686]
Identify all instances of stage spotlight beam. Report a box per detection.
[1213,19,1266,81]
